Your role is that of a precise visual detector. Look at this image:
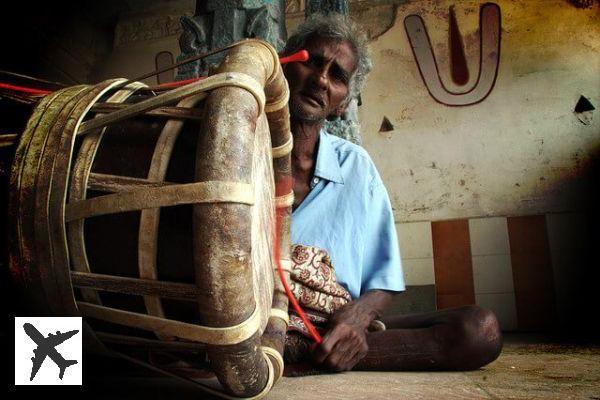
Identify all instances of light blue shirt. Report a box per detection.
[291,129,405,299]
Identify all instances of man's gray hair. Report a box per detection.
[283,13,373,102]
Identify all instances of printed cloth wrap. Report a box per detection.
[288,244,353,335]
[284,244,352,363]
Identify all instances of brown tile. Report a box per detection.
[507,215,551,255]
[432,220,475,309]
[507,216,557,330]
[432,219,471,259]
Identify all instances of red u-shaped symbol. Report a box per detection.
[404,3,502,106]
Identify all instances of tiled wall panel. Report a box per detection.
[391,222,437,315]
[469,217,518,331]
[397,221,435,286]
[469,217,511,256]
[545,213,589,327]
[507,215,557,330]
[432,220,475,309]
[395,213,585,331]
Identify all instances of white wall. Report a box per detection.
[359,0,599,223]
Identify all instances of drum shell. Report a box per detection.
[7,39,292,398]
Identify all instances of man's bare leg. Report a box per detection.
[355,305,503,371]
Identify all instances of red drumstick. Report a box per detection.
[0,50,310,94]
[279,50,309,65]
[0,82,51,95]
[154,50,308,89]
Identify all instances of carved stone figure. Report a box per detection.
[305,0,348,16]
[176,0,287,80]
[175,15,210,79]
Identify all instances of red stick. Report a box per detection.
[273,176,323,345]
[274,216,323,344]
[0,50,310,94]
[155,49,309,89]
[154,76,206,89]
[279,50,309,65]
[0,83,51,95]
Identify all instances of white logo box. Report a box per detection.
[14,317,82,386]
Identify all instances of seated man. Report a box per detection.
[282,13,503,372]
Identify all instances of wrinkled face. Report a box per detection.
[284,35,357,123]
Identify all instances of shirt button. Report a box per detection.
[312,177,320,185]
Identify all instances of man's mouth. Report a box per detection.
[301,92,325,107]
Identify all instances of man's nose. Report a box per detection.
[313,66,329,90]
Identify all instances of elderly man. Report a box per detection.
[282,13,502,373]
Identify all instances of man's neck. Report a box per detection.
[290,118,323,210]
[291,119,322,163]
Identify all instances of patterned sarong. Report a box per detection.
[284,245,352,363]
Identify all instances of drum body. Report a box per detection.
[8,40,293,398]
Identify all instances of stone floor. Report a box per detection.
[10,337,599,399]
[267,342,600,400]
[76,339,599,400]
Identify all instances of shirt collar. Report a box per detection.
[314,129,344,184]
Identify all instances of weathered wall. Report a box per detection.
[360,0,599,222]
[71,0,600,226]
[90,0,599,331]
[92,0,194,85]
[355,0,598,330]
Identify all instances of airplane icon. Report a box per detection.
[23,323,79,381]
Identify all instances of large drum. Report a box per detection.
[8,40,293,399]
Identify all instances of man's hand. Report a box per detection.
[311,290,394,371]
[312,307,369,371]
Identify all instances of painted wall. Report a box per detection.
[89,0,600,222]
[90,0,599,332]
[356,0,599,331]
[360,0,599,222]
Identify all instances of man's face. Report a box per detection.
[284,35,357,123]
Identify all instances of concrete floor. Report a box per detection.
[13,338,596,400]
[268,342,600,400]
[71,340,600,400]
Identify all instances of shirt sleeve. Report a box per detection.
[360,180,406,295]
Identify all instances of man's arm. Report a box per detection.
[312,289,395,371]
[313,174,404,371]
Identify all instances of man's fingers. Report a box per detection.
[321,330,364,371]
[312,332,338,364]
[312,325,351,364]
[330,333,355,357]
[341,337,366,370]
[332,347,358,371]
[312,323,370,371]
[323,340,354,371]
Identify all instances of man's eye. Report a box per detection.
[306,54,326,69]
[332,70,348,84]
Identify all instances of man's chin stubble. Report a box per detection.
[290,100,325,125]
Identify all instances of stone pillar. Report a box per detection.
[305,0,349,16]
[176,0,287,80]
